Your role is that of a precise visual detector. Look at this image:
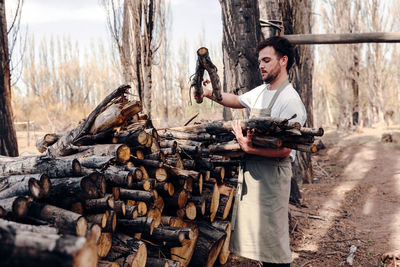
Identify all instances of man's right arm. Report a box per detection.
[196,88,245,109]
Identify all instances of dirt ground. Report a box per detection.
[15,127,400,266]
[223,126,400,267]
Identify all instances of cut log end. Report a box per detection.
[117,145,131,163]
[76,216,88,237]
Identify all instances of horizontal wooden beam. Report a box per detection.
[283,32,400,45]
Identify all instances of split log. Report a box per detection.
[0,155,81,177]
[203,182,220,222]
[191,195,206,216]
[46,84,132,157]
[97,232,113,258]
[103,210,117,233]
[106,233,147,267]
[0,222,97,267]
[190,221,226,267]
[211,220,231,265]
[28,202,88,237]
[170,220,198,266]
[90,100,142,134]
[147,207,162,227]
[216,184,235,220]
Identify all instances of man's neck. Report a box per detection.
[268,73,289,90]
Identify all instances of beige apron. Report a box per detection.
[229,80,293,263]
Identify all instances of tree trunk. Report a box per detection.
[281,0,314,184]
[0,1,18,157]
[219,0,263,120]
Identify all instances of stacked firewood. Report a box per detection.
[0,84,323,267]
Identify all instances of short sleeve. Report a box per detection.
[238,92,252,109]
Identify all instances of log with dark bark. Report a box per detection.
[0,173,50,200]
[84,194,115,214]
[124,204,139,220]
[146,257,182,267]
[102,166,135,188]
[203,182,220,222]
[98,260,120,267]
[28,202,88,236]
[119,188,155,203]
[86,211,109,229]
[169,220,199,266]
[190,220,226,267]
[0,155,81,177]
[215,184,235,220]
[0,220,97,267]
[158,130,213,142]
[117,217,155,235]
[73,128,115,146]
[190,53,205,104]
[197,47,222,102]
[164,188,188,211]
[0,196,32,218]
[211,220,231,265]
[113,129,149,147]
[67,144,131,163]
[78,155,115,170]
[105,233,147,267]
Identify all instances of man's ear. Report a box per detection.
[280,55,288,66]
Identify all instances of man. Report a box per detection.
[195,36,306,266]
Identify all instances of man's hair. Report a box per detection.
[256,36,295,71]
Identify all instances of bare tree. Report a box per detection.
[0,0,18,156]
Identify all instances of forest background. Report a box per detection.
[5,0,400,154]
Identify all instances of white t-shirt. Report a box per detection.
[238,83,307,161]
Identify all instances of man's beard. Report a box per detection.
[263,63,281,84]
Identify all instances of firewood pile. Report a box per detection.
[0,84,323,267]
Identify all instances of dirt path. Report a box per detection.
[291,128,400,266]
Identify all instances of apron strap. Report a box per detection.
[265,79,290,115]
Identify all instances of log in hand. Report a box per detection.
[231,120,253,153]
[194,80,212,103]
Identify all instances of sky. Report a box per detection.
[6,0,223,62]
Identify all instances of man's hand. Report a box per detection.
[194,80,212,103]
[231,120,253,153]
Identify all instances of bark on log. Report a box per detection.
[252,135,282,148]
[102,167,134,188]
[89,100,142,134]
[146,257,182,267]
[46,84,132,157]
[169,220,198,266]
[203,182,220,222]
[36,133,61,153]
[113,129,149,147]
[124,204,139,220]
[0,173,50,200]
[84,195,115,214]
[98,260,120,267]
[117,217,155,235]
[114,201,126,217]
[211,220,231,265]
[197,47,222,102]
[68,144,131,163]
[158,130,213,142]
[119,188,154,203]
[28,202,88,237]
[0,155,81,177]
[164,188,188,210]
[190,52,205,104]
[216,184,235,220]
[0,222,97,267]
[0,217,58,234]
[106,234,147,267]
[190,220,226,267]
[73,127,115,146]
[78,155,115,169]
[0,196,32,218]
[86,212,109,229]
